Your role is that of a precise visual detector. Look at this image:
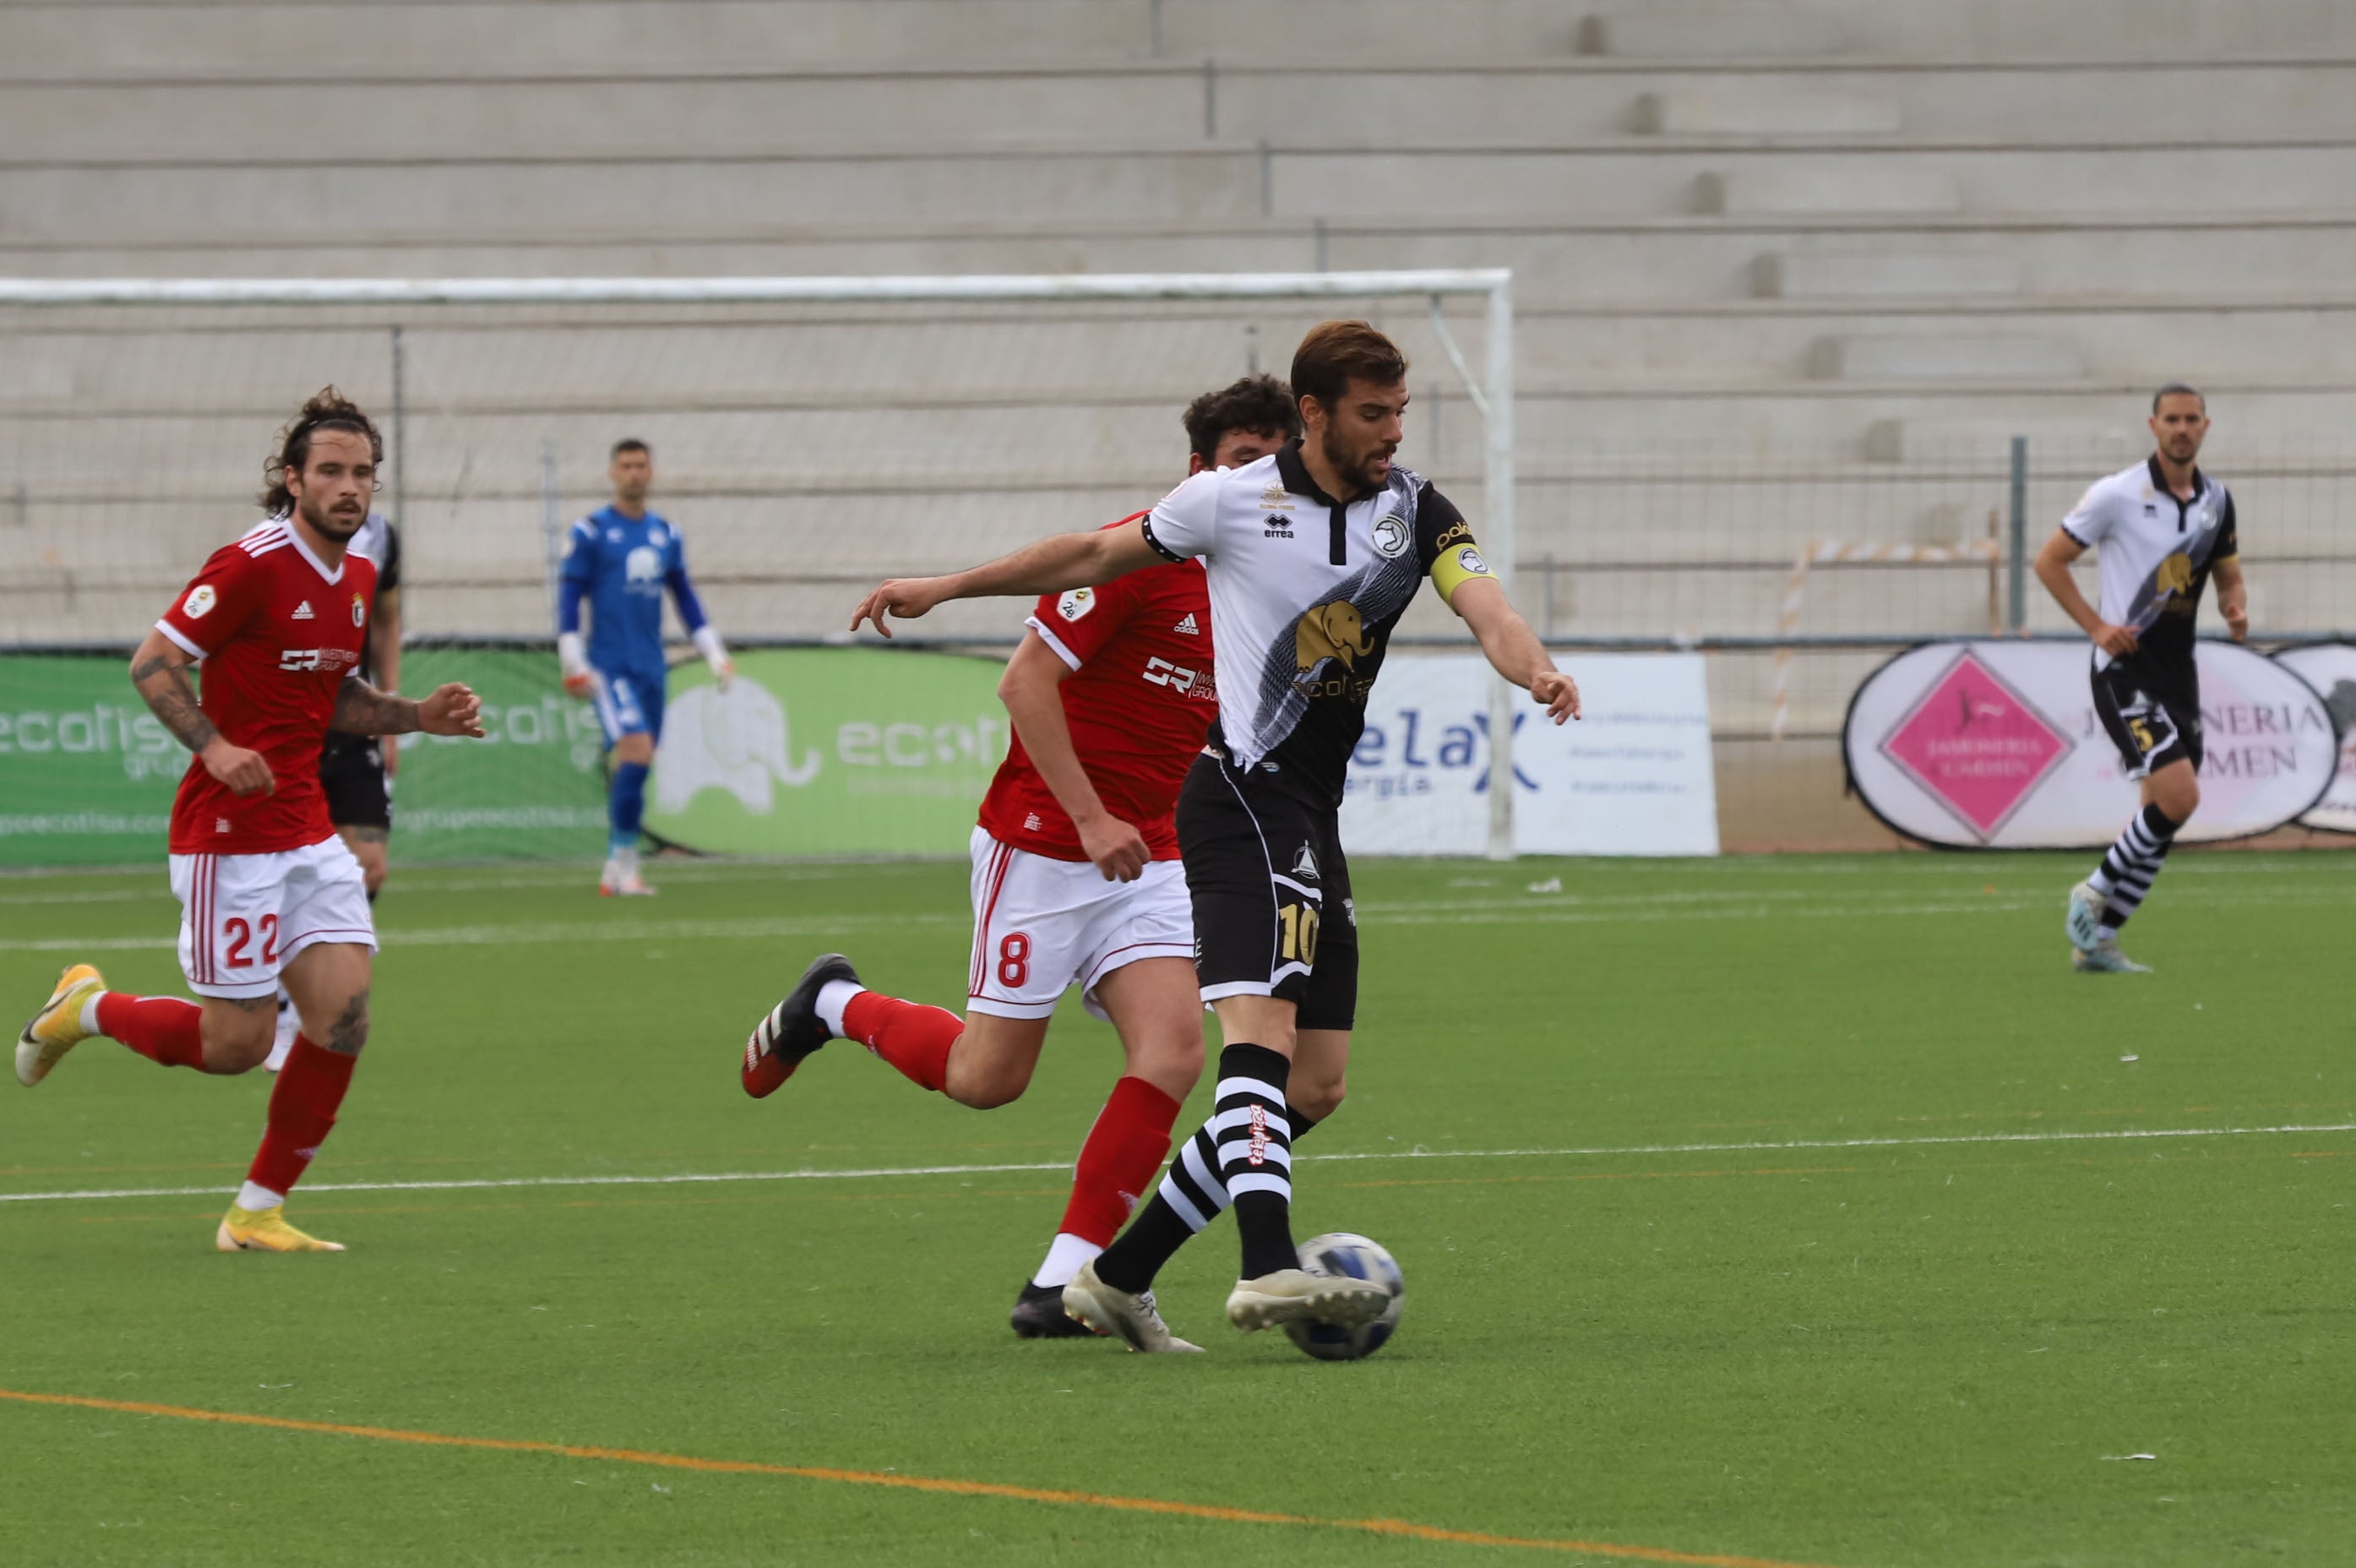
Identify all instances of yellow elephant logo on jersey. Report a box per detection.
[2156,552,2194,596]
[1295,600,1376,676]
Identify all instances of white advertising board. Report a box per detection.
[1842,640,2337,849]
[2272,643,2356,834]
[1341,654,1718,858]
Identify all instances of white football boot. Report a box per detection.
[1225,1267,1393,1334]
[1061,1261,1202,1353]
[2073,937,2152,975]
[2065,880,2107,955]
[598,848,655,897]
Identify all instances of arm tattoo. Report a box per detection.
[330,679,421,737]
[225,994,277,1014]
[130,652,220,754]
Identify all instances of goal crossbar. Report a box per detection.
[0,270,1521,858]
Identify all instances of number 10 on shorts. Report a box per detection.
[1277,901,1319,966]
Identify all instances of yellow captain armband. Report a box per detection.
[1429,541,1498,607]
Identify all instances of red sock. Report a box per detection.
[246,1036,356,1195]
[1058,1075,1183,1247]
[841,991,962,1093]
[95,992,208,1070]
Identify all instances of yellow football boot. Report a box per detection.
[17,962,106,1087]
[216,1204,346,1253]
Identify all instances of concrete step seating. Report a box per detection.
[6,0,2356,642]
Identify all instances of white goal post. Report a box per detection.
[0,270,1521,858]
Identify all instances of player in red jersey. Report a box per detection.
[742,376,1300,1340]
[14,389,485,1253]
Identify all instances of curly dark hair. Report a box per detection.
[1181,373,1301,465]
[261,386,384,515]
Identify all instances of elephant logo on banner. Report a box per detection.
[653,678,820,816]
[1295,600,1375,678]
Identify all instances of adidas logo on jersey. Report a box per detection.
[1024,812,1043,832]
[291,601,314,620]
[1173,613,1200,636]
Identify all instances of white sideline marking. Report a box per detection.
[7,883,2352,955]
[3,1122,2348,1206]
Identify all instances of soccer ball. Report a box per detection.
[1282,1232,1404,1361]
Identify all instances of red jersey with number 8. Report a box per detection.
[155,520,376,856]
[976,519,1216,863]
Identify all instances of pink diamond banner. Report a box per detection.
[1877,651,2072,841]
[1845,641,2337,848]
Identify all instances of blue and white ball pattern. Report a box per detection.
[1283,1232,1404,1361]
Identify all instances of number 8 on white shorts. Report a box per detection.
[965,826,1193,1022]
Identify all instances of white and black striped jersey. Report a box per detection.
[1141,441,1495,804]
[2061,457,2237,673]
[346,512,400,684]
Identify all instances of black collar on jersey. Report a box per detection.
[2146,454,2207,531]
[1275,438,1352,566]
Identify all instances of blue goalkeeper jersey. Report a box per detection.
[557,504,710,672]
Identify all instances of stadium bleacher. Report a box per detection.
[6,0,2353,844]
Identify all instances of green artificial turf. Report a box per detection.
[2,851,2352,1567]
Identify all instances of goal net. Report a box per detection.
[0,273,1518,868]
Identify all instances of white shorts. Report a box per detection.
[170,836,378,999]
[966,827,1194,1021]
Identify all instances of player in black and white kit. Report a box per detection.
[2035,384,2249,973]
[852,322,1578,1348]
[269,511,400,1068]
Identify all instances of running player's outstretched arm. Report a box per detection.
[329,678,487,739]
[851,520,1164,638]
[128,626,275,796]
[1449,579,1581,723]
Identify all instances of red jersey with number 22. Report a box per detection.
[977,518,1216,862]
[155,520,376,856]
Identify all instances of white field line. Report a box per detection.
[8,884,2353,955]
[3,1121,2348,1206]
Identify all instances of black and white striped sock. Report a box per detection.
[1156,1106,1319,1237]
[1093,1044,1304,1293]
[2087,803,2180,936]
[1208,1043,1298,1281]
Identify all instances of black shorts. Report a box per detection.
[318,732,393,832]
[2092,659,2202,780]
[1176,752,1358,1032]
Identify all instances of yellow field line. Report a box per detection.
[0,1388,1844,1568]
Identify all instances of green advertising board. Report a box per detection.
[0,645,1005,867]
[643,647,1009,857]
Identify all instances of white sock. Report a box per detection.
[1031,1233,1103,1292]
[813,979,864,1037]
[236,1181,286,1212]
[79,994,106,1035]
[615,846,640,877]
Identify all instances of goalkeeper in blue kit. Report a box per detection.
[557,438,732,896]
